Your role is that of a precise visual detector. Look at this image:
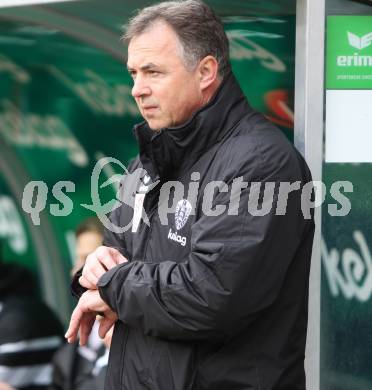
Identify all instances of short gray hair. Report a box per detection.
[123,0,231,79]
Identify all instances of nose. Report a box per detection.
[131,75,151,99]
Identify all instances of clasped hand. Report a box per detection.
[65,246,127,345]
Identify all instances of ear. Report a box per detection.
[197,55,219,91]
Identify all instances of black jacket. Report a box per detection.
[74,73,314,390]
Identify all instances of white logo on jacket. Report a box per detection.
[168,228,187,247]
[175,199,192,230]
[167,199,191,246]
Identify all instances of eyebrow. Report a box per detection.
[127,63,159,72]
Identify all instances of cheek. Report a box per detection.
[156,92,178,118]
[154,77,200,123]
[174,84,200,113]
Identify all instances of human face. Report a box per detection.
[127,22,204,131]
[71,231,102,277]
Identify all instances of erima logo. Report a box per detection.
[348,31,372,50]
[336,31,372,68]
[168,228,187,247]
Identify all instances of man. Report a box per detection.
[66,1,315,389]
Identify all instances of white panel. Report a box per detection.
[326,90,372,162]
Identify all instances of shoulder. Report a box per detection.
[214,112,309,182]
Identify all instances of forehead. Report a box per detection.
[127,21,183,67]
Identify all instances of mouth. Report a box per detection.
[143,106,158,111]
[142,106,159,117]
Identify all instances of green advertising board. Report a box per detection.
[322,10,372,390]
[327,16,372,89]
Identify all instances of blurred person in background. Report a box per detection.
[0,241,64,390]
[50,217,110,390]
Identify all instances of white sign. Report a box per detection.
[325,90,372,163]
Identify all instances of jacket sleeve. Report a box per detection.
[97,146,313,341]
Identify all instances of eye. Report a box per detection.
[148,70,159,76]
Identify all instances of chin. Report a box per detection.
[147,123,161,132]
[147,119,166,132]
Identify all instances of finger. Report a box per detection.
[94,246,118,270]
[65,305,83,343]
[79,275,96,290]
[98,316,116,339]
[86,251,107,277]
[109,247,128,265]
[81,268,99,287]
[79,313,96,346]
[81,261,101,288]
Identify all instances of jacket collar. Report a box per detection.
[133,72,250,181]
